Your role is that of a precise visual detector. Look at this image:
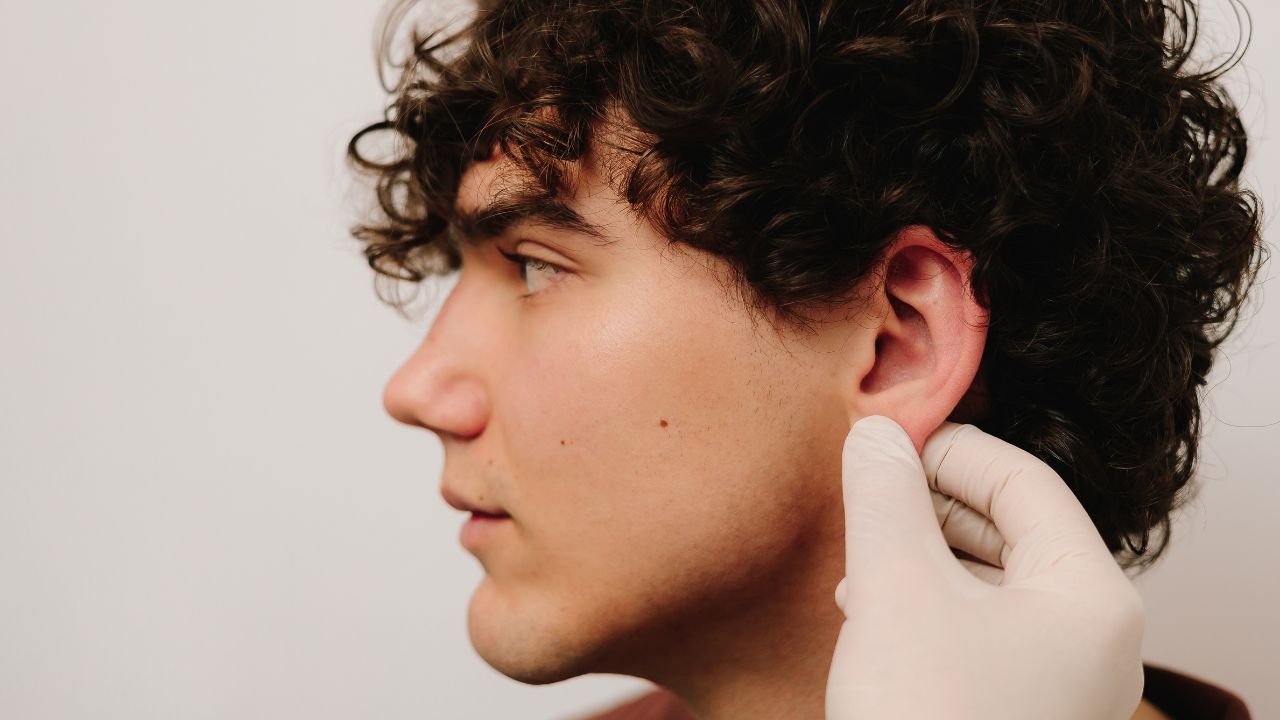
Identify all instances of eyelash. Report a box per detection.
[496,247,568,299]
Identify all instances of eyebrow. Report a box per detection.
[446,191,611,249]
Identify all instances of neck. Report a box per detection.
[618,523,846,720]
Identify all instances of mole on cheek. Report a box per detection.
[659,419,668,428]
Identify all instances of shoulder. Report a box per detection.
[569,687,693,720]
[1142,662,1252,720]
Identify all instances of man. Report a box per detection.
[349,0,1264,717]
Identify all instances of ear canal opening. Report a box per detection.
[859,300,934,395]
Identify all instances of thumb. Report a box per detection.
[841,415,957,597]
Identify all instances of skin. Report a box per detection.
[382,127,1168,720]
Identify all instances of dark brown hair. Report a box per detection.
[347,0,1268,572]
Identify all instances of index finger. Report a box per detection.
[919,422,1116,579]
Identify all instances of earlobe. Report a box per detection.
[849,226,988,453]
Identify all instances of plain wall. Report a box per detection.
[1,1,1276,718]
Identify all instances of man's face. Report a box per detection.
[383,140,858,684]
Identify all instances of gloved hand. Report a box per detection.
[826,415,1146,720]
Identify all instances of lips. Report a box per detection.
[459,506,511,550]
[441,483,509,517]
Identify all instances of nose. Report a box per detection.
[382,284,491,440]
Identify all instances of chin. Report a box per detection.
[466,579,602,686]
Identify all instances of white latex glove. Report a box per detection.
[826,415,1146,720]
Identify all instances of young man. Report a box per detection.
[348,1,1264,717]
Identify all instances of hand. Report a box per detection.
[825,415,1146,720]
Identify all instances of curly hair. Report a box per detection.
[347,0,1268,572]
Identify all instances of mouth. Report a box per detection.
[440,484,509,518]
[460,510,512,550]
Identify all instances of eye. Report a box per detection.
[497,247,568,299]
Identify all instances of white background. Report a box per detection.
[1,1,1276,718]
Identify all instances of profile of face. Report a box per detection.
[382,133,988,687]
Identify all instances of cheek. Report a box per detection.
[503,275,776,523]
[499,287,811,589]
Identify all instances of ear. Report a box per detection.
[847,226,989,454]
